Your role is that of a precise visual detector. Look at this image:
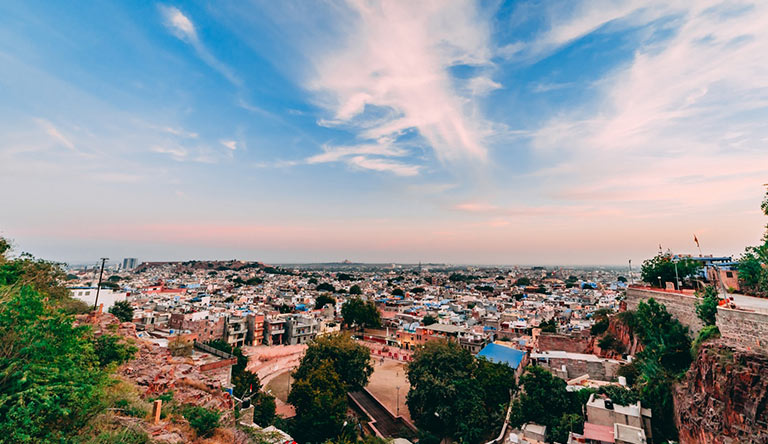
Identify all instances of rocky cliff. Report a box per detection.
[674,340,768,444]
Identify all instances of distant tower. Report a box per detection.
[418,261,422,274]
[122,258,139,270]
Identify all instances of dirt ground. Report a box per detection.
[366,358,412,422]
[265,370,292,403]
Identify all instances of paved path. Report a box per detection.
[731,293,768,314]
[349,390,402,437]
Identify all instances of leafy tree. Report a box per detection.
[694,286,719,326]
[410,287,425,294]
[109,300,134,323]
[598,333,625,353]
[183,405,221,438]
[317,282,335,292]
[514,277,531,286]
[590,318,609,336]
[94,334,137,368]
[292,333,373,391]
[349,284,362,295]
[640,254,702,288]
[406,340,515,443]
[510,366,586,443]
[392,288,404,297]
[475,285,494,292]
[617,363,640,386]
[341,297,381,331]
[314,294,336,309]
[422,315,438,326]
[538,318,558,333]
[307,277,318,285]
[288,361,348,444]
[252,391,277,426]
[617,276,628,283]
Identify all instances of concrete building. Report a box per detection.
[264,316,286,345]
[224,315,248,348]
[585,394,652,443]
[284,314,318,345]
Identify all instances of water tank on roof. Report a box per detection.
[604,399,614,410]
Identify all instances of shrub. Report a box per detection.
[183,405,221,438]
[168,336,193,357]
[691,325,721,357]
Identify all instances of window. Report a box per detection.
[726,271,733,278]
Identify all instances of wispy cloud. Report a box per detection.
[530,0,768,212]
[35,118,75,151]
[307,1,494,164]
[346,156,420,176]
[220,140,237,150]
[305,142,407,164]
[159,5,241,86]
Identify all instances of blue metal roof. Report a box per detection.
[476,343,526,369]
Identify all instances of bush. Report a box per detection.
[694,286,719,326]
[168,336,193,357]
[183,405,221,438]
[692,325,721,356]
[94,334,137,368]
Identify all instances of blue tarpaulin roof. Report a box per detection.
[476,343,526,369]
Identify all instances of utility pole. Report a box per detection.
[396,385,400,417]
[93,257,109,311]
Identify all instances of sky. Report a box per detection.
[1,0,767,266]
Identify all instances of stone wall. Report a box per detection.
[717,307,768,355]
[537,332,591,353]
[626,287,704,336]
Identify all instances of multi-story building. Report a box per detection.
[264,316,286,345]
[284,314,319,345]
[122,258,139,270]
[224,315,248,348]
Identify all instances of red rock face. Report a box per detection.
[674,341,768,444]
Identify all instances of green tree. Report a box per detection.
[292,333,373,391]
[695,286,719,326]
[514,277,531,286]
[341,297,381,331]
[349,284,362,295]
[314,294,336,309]
[539,318,558,333]
[640,254,702,288]
[109,300,134,323]
[510,366,586,443]
[422,315,438,326]
[317,282,335,292]
[406,340,515,443]
[288,361,348,444]
[183,405,221,438]
[392,288,404,297]
[252,391,277,427]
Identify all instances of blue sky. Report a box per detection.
[1,0,767,265]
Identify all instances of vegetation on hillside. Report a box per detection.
[0,238,139,443]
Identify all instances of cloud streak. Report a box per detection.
[306,0,495,167]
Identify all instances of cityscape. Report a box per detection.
[2,1,768,444]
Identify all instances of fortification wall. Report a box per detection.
[626,287,704,336]
[716,307,768,354]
